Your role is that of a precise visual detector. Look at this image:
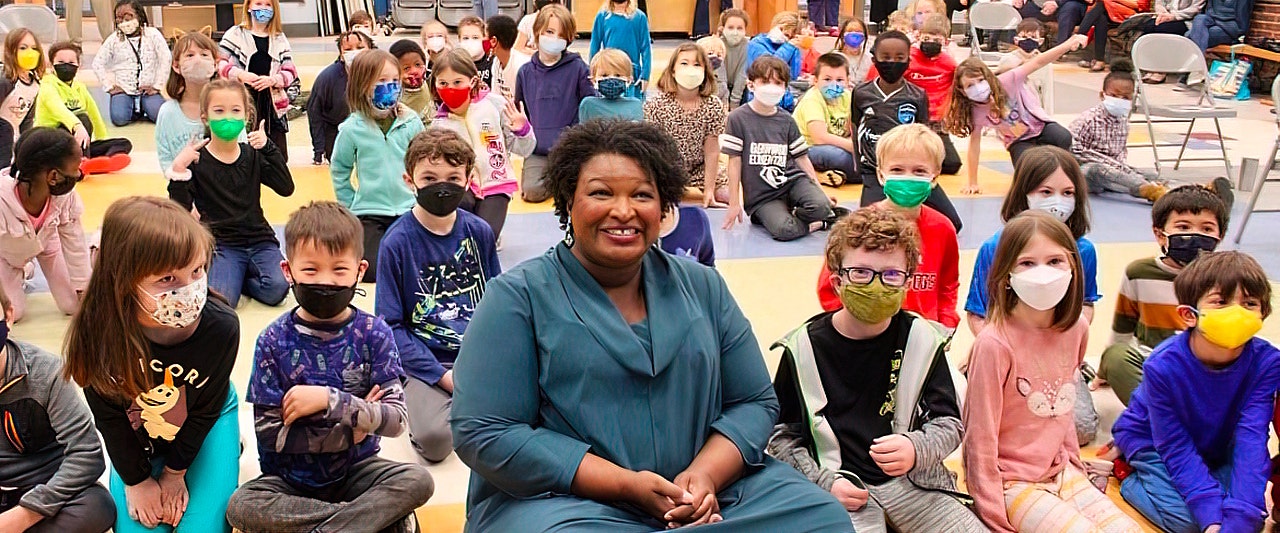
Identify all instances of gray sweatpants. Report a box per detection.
[0,484,114,533]
[225,456,434,533]
[750,179,835,242]
[521,155,551,203]
[849,477,986,533]
[405,377,453,463]
[1081,162,1158,197]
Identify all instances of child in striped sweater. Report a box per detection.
[1096,185,1227,404]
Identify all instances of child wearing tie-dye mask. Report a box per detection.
[578,49,641,122]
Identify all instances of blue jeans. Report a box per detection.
[208,241,288,307]
[109,93,165,126]
[807,0,840,29]
[473,0,498,18]
[1120,449,1233,533]
[807,144,856,179]
[109,388,239,533]
[1187,14,1237,51]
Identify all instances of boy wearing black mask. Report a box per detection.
[877,14,963,179]
[227,200,433,532]
[1096,185,1228,405]
[375,128,501,464]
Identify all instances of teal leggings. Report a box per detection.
[109,387,240,533]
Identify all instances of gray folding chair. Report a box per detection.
[968,2,1021,64]
[436,0,473,26]
[1128,33,1237,177]
[0,4,57,47]
[1233,76,1280,244]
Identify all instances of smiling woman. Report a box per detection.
[450,120,853,532]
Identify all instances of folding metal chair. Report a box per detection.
[967,2,1021,64]
[1128,33,1237,177]
[0,4,57,47]
[1233,75,1280,244]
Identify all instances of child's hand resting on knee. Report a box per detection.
[125,477,166,528]
[159,467,189,526]
[282,384,330,424]
[869,434,916,476]
[830,477,869,511]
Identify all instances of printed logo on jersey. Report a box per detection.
[897,103,918,124]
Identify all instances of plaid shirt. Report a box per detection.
[1069,103,1137,174]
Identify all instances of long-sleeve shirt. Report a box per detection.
[84,297,239,486]
[0,170,90,294]
[1153,0,1205,21]
[92,26,170,94]
[248,308,407,489]
[167,140,294,248]
[0,340,106,519]
[430,91,535,199]
[330,108,424,217]
[306,61,349,160]
[1113,333,1280,533]
[514,51,594,156]
[1109,257,1182,349]
[963,316,1089,533]
[817,205,960,329]
[375,210,500,386]
[745,34,802,81]
[1069,102,1136,174]
[34,75,106,139]
[154,100,205,176]
[588,10,652,98]
[217,26,297,120]
[0,76,38,142]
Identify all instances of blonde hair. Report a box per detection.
[240,0,283,35]
[876,123,945,173]
[921,13,951,36]
[599,0,638,16]
[656,42,717,97]
[770,11,800,34]
[908,0,946,17]
[347,49,401,119]
[590,48,633,78]
[695,35,726,58]
[885,10,913,34]
[535,4,576,43]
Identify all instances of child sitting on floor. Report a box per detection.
[772,207,984,532]
[225,201,433,533]
[1096,185,1226,405]
[1069,58,1168,202]
[1112,251,1280,533]
[35,42,133,174]
[578,49,643,122]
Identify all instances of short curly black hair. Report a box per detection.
[546,119,689,229]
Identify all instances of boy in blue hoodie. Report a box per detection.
[513,3,595,203]
[225,201,433,532]
[376,129,501,464]
[744,11,804,111]
[1112,250,1280,533]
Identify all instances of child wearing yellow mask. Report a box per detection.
[1111,250,1279,533]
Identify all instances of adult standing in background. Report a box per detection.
[808,0,841,32]
[474,0,498,20]
[65,0,114,45]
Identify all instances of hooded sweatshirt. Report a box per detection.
[745,34,802,80]
[514,50,595,156]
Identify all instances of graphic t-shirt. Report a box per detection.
[852,79,928,172]
[792,88,851,146]
[720,104,809,215]
[0,78,37,141]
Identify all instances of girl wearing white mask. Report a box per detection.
[92,0,171,127]
[963,210,1142,533]
[420,19,452,62]
[942,34,1088,195]
[155,32,220,175]
[1068,58,1168,203]
[306,30,371,164]
[643,43,729,207]
[64,196,242,533]
[716,9,750,109]
[456,16,507,97]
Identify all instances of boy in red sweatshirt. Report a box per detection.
[816,123,959,332]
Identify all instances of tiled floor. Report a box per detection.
[12,27,1280,532]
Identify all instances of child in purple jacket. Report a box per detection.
[513,3,594,203]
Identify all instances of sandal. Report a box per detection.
[1142,72,1166,84]
[1089,61,1106,72]
[1077,59,1093,68]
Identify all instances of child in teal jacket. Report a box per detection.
[588,0,651,99]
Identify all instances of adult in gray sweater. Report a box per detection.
[0,303,114,532]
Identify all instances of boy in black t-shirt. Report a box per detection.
[769,207,984,532]
[721,55,843,242]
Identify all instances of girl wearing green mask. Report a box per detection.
[0,29,46,168]
[167,78,294,308]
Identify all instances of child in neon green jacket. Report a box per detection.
[35,41,132,174]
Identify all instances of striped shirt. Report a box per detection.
[721,104,810,215]
[1111,257,1183,350]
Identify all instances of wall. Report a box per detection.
[1252,0,1280,42]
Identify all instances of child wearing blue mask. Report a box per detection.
[578,49,642,122]
[794,52,854,187]
[217,0,296,161]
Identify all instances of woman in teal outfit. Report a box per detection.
[451,119,851,532]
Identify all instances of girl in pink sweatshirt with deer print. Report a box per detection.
[961,211,1140,533]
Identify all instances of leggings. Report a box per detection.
[460,191,512,239]
[1077,2,1114,62]
[109,388,240,533]
[1008,122,1073,167]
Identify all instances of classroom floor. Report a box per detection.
[13,26,1280,532]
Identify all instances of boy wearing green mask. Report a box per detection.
[770,206,984,533]
[816,124,960,334]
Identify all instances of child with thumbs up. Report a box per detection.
[167,78,294,308]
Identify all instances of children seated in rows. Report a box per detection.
[579,49,642,122]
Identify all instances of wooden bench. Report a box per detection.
[1209,43,1280,63]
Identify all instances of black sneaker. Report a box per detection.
[822,206,852,230]
[1207,176,1235,212]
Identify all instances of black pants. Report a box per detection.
[1008,122,1073,167]
[359,214,399,283]
[859,170,964,233]
[1077,2,1113,61]
[460,191,511,239]
[1137,17,1191,36]
[0,484,114,533]
[940,130,962,176]
[88,138,132,158]
[750,179,834,242]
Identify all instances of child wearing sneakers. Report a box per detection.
[1097,185,1227,405]
[721,55,840,242]
[225,201,433,533]
[1113,251,1280,533]
[793,52,855,185]
[376,129,501,464]
[1069,59,1168,203]
[578,49,642,122]
[771,207,985,533]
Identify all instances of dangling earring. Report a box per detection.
[563,216,575,248]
